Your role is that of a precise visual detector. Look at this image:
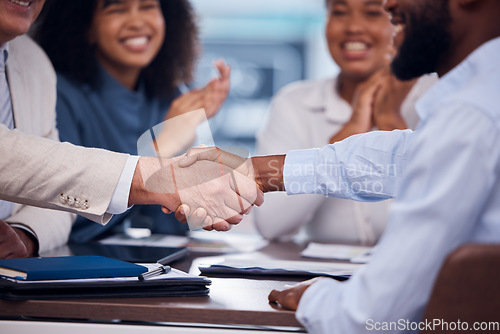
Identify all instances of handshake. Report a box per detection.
[129,147,283,231]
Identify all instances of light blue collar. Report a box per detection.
[416,37,500,122]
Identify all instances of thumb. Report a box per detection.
[178,146,220,168]
[178,152,199,168]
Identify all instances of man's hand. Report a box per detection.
[129,155,264,231]
[268,278,321,311]
[0,220,36,259]
[171,147,286,229]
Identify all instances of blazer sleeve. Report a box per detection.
[0,125,129,225]
[2,35,74,252]
[6,124,77,253]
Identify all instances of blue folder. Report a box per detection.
[0,256,147,281]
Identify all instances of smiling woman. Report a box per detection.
[254,0,438,245]
[32,0,231,243]
[88,0,167,90]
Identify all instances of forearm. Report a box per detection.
[0,126,129,224]
[128,157,178,209]
[253,130,411,201]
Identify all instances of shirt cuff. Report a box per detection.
[107,155,140,214]
[283,149,318,195]
[296,277,342,331]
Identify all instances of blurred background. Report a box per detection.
[190,0,339,154]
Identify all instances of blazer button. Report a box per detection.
[81,201,89,210]
[74,198,81,208]
[59,194,67,204]
[67,196,75,206]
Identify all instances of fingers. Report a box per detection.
[213,59,231,85]
[209,216,237,232]
[223,188,252,215]
[178,146,220,168]
[178,146,248,173]
[174,204,190,223]
[186,207,209,228]
[230,170,264,207]
[268,279,320,311]
[268,289,300,311]
[0,220,29,259]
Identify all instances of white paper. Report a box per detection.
[301,243,373,263]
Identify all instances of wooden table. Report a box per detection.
[0,241,319,332]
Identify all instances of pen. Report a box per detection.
[138,264,171,281]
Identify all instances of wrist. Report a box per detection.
[251,155,285,193]
[347,116,372,133]
[129,157,178,209]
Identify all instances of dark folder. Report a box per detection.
[0,256,211,300]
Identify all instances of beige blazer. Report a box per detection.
[1,36,129,251]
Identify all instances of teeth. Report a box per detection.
[123,37,148,47]
[344,42,368,52]
[9,0,30,7]
[394,24,404,34]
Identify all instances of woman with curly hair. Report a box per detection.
[34,0,230,242]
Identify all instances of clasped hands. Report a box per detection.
[137,146,263,231]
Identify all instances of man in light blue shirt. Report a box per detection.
[179,0,500,332]
[267,0,500,332]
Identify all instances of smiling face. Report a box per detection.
[88,0,165,77]
[325,0,393,80]
[384,0,452,80]
[0,0,46,44]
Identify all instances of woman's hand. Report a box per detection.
[166,59,231,121]
[372,75,416,130]
[329,69,386,144]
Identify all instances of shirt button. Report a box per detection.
[59,194,67,204]
[67,196,75,206]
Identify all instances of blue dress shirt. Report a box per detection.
[284,37,500,333]
[56,66,188,242]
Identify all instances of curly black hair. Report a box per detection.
[33,0,199,99]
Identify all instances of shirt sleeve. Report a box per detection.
[295,103,500,333]
[284,129,414,201]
